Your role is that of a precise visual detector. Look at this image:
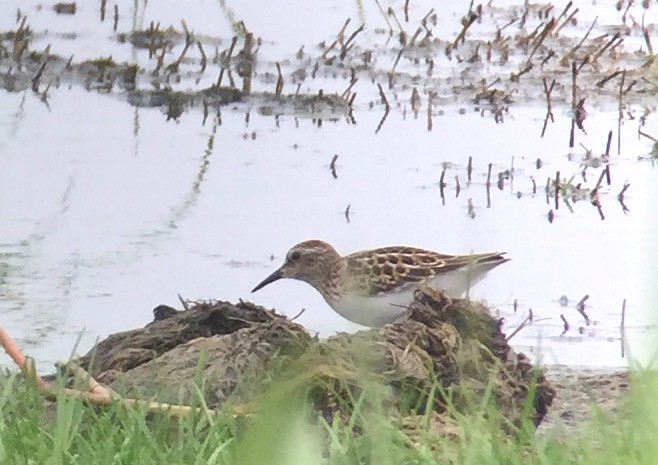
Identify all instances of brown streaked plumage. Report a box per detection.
[252,240,509,327]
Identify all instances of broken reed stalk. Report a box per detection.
[621,1,632,23]
[239,33,254,93]
[439,166,446,205]
[421,8,435,28]
[330,154,339,179]
[455,175,461,197]
[31,62,47,92]
[336,17,351,41]
[340,70,358,99]
[618,182,630,199]
[505,311,533,341]
[375,84,391,134]
[576,294,591,325]
[177,294,190,311]
[595,201,605,220]
[467,156,473,183]
[407,27,422,47]
[275,62,284,96]
[623,79,637,95]
[113,4,119,31]
[591,32,620,65]
[560,314,570,335]
[427,91,436,131]
[340,24,364,60]
[591,167,607,202]
[541,78,555,137]
[642,16,653,54]
[510,63,533,82]
[496,17,517,40]
[290,308,306,321]
[553,6,579,36]
[563,196,574,214]
[618,182,630,213]
[605,130,613,157]
[569,61,577,147]
[174,20,193,68]
[217,36,238,87]
[197,41,207,73]
[391,48,405,75]
[596,69,623,88]
[153,47,166,76]
[100,0,107,21]
[344,204,351,223]
[554,0,573,25]
[387,8,406,38]
[525,21,545,48]
[563,17,597,64]
[529,18,555,59]
[452,5,481,47]
[12,16,28,63]
[639,131,658,143]
[617,69,626,155]
[348,92,357,108]
[554,171,560,210]
[321,18,350,59]
[377,83,390,110]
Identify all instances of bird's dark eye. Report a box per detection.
[290,251,301,261]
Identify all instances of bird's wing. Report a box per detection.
[344,246,491,296]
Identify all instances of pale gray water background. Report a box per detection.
[0,1,657,370]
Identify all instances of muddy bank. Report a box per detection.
[71,292,555,435]
[538,364,629,436]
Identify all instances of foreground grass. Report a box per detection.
[0,367,656,465]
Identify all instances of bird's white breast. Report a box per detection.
[329,268,491,327]
[331,289,415,327]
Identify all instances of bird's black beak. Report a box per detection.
[251,268,283,293]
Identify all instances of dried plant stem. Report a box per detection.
[197,41,207,73]
[617,69,626,155]
[541,78,555,137]
[506,312,532,341]
[0,325,247,417]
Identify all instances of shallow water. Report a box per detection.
[0,0,657,370]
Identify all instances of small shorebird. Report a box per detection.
[251,240,509,327]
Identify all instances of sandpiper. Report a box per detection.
[251,240,509,327]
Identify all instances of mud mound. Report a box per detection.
[75,289,554,433]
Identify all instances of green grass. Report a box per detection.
[0,367,656,465]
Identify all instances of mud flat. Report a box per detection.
[539,364,629,436]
